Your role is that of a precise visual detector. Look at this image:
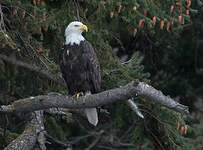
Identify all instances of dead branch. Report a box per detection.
[127,99,144,118]
[0,4,6,32]
[44,107,67,115]
[0,53,189,115]
[0,53,145,118]
[85,130,104,150]
[0,81,189,115]
[4,111,45,150]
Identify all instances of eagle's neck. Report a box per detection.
[65,33,85,45]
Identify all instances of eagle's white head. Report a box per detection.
[65,21,88,45]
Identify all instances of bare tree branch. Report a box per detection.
[4,111,45,150]
[0,4,6,32]
[44,107,67,115]
[0,81,189,115]
[0,53,189,115]
[127,99,144,118]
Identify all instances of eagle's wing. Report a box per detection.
[59,42,101,94]
[82,40,101,93]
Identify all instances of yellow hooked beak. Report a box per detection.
[80,24,88,32]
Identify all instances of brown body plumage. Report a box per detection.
[59,21,100,126]
[59,40,101,95]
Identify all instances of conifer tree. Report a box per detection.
[0,0,202,149]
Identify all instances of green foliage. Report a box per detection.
[44,116,68,141]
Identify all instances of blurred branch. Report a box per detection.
[74,0,80,21]
[45,130,104,149]
[0,81,189,115]
[0,4,6,32]
[44,133,70,148]
[0,54,66,86]
[85,130,104,150]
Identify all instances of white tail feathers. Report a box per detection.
[85,108,98,126]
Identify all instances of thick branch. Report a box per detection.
[0,52,189,115]
[0,81,189,115]
[0,54,65,86]
[4,111,44,150]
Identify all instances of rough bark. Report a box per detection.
[0,81,189,115]
[3,111,44,150]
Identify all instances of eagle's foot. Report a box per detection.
[73,92,84,99]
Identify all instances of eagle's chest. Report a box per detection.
[66,49,81,61]
[60,41,101,94]
[63,47,86,70]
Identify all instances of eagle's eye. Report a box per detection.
[74,25,80,27]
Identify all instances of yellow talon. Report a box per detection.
[73,92,84,99]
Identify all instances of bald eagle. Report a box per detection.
[59,21,101,126]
